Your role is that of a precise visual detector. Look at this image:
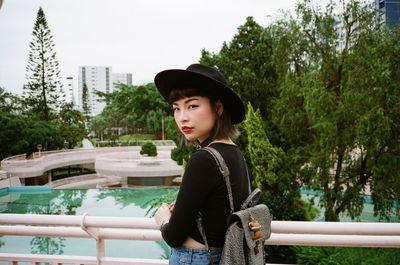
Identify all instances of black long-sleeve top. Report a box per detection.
[161,142,250,248]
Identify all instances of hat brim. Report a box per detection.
[155,69,245,124]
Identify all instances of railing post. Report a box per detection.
[97,238,105,265]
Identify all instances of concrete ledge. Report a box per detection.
[1,145,181,179]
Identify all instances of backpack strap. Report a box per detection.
[196,146,252,261]
[202,146,235,213]
[240,188,261,210]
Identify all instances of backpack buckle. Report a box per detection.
[249,215,262,240]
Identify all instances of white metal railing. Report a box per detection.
[0,214,400,265]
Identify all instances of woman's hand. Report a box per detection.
[154,203,172,228]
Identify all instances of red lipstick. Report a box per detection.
[181,126,193,134]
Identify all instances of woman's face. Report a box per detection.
[172,96,217,143]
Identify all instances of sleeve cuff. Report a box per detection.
[160,220,169,231]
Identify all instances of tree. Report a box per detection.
[24,120,64,155]
[200,17,278,123]
[81,83,91,122]
[0,87,24,114]
[23,7,65,121]
[58,103,87,149]
[0,87,10,112]
[244,103,307,263]
[270,0,400,221]
[0,113,64,160]
[96,83,170,137]
[91,115,107,141]
[0,113,30,160]
[244,103,306,221]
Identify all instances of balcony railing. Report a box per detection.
[0,213,399,265]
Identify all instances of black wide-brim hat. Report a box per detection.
[154,63,245,124]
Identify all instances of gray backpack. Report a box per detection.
[197,147,272,265]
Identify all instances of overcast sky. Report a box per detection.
[0,0,306,96]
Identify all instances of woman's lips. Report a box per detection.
[181,127,193,133]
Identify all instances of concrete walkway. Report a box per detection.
[51,174,121,189]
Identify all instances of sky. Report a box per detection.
[0,0,306,96]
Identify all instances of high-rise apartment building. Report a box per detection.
[375,0,400,29]
[78,66,134,116]
[112,73,133,90]
[78,66,112,116]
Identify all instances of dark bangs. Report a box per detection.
[168,87,239,141]
[168,87,216,104]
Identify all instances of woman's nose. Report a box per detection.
[176,110,188,122]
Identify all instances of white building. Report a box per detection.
[112,73,132,90]
[78,66,133,116]
[78,66,112,116]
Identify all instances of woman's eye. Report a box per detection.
[188,105,198,109]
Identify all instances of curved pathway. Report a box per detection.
[0,142,182,186]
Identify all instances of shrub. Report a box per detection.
[171,145,196,165]
[140,142,157,156]
[295,246,400,265]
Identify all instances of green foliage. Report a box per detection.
[82,83,91,121]
[200,16,278,122]
[0,113,64,160]
[57,103,87,149]
[24,119,64,155]
[295,247,400,265]
[164,116,180,144]
[244,103,306,221]
[0,87,23,114]
[95,83,170,139]
[119,134,156,142]
[140,142,157,157]
[0,113,29,160]
[269,0,400,221]
[90,115,107,141]
[171,144,197,166]
[143,188,179,217]
[23,7,65,121]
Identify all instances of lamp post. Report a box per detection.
[161,118,165,141]
[36,144,42,157]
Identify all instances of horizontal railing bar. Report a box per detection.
[272,221,400,235]
[0,226,162,240]
[0,253,96,263]
[2,214,400,236]
[0,213,157,229]
[0,253,169,265]
[266,233,400,248]
[1,225,400,248]
[103,257,168,265]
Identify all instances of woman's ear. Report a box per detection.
[216,100,224,117]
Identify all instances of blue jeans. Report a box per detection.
[169,247,222,265]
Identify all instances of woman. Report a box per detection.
[154,63,250,264]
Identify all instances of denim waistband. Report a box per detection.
[170,247,222,265]
[173,247,222,252]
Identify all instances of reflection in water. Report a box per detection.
[28,190,87,258]
[97,188,178,259]
[157,240,171,259]
[97,187,178,216]
[0,188,178,260]
[31,236,65,255]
